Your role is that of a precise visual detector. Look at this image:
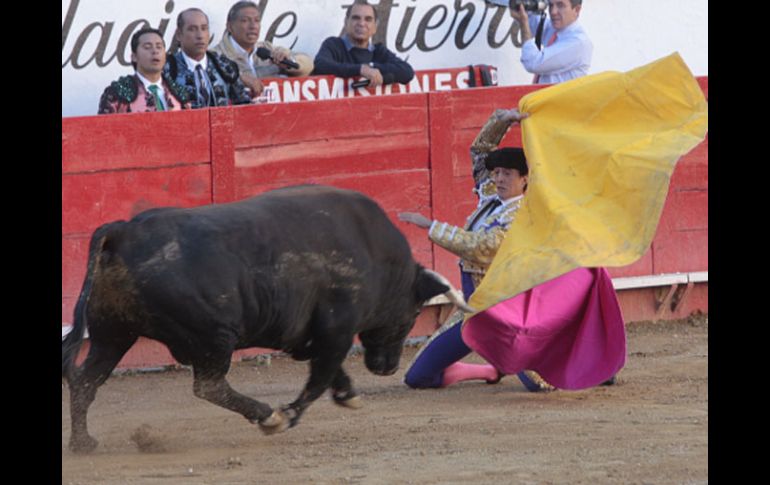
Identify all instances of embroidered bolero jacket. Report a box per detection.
[97,74,190,114]
[428,111,521,288]
[164,51,251,109]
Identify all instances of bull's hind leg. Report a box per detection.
[191,356,278,431]
[68,335,137,453]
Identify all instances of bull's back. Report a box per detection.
[90,186,410,291]
[249,185,412,262]
[83,185,415,343]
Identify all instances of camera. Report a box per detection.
[485,0,548,13]
[511,0,548,12]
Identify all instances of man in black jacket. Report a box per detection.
[312,1,414,87]
[164,8,253,108]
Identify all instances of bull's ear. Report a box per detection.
[414,267,451,303]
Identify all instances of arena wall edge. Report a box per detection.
[62,79,708,369]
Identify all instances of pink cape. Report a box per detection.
[461,268,626,390]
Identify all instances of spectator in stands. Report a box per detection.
[312,0,414,87]
[212,1,314,97]
[511,0,592,84]
[164,8,253,108]
[98,28,190,114]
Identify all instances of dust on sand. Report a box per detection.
[63,315,707,484]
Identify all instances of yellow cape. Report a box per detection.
[467,53,708,315]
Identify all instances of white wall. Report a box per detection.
[62,0,708,117]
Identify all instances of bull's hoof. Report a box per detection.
[257,410,290,435]
[334,395,363,409]
[332,389,363,409]
[69,435,99,454]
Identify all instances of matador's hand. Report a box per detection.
[494,108,529,123]
[398,212,432,228]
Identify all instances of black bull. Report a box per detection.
[62,185,470,453]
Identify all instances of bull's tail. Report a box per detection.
[62,223,116,381]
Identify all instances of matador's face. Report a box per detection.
[492,167,528,200]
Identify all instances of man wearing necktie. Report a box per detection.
[164,8,253,109]
[511,0,593,85]
[399,108,530,302]
[194,64,211,107]
[400,108,559,392]
[98,28,190,114]
[399,107,620,392]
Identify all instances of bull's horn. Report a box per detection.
[424,269,477,314]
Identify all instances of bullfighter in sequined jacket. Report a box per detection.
[164,50,252,109]
[428,111,526,291]
[98,73,190,114]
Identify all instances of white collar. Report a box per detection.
[501,194,524,205]
[229,34,254,57]
[182,51,208,71]
[228,34,255,73]
[485,194,523,219]
[135,72,163,93]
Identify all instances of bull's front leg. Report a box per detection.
[273,335,353,432]
[330,367,363,409]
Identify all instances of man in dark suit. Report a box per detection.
[164,8,253,109]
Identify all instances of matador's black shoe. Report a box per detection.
[486,369,505,385]
[517,370,556,392]
[600,375,617,386]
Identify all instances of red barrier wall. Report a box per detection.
[62,110,213,321]
[62,79,708,368]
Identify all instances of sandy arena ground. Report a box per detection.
[62,314,708,484]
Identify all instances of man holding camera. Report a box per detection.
[510,0,592,84]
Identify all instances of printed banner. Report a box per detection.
[255,66,497,103]
[62,0,708,117]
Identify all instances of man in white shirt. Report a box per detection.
[212,1,314,97]
[511,0,592,84]
[98,28,190,114]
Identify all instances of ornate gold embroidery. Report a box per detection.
[479,180,497,198]
[430,198,521,278]
[429,224,507,267]
[469,112,518,187]
[520,370,556,392]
